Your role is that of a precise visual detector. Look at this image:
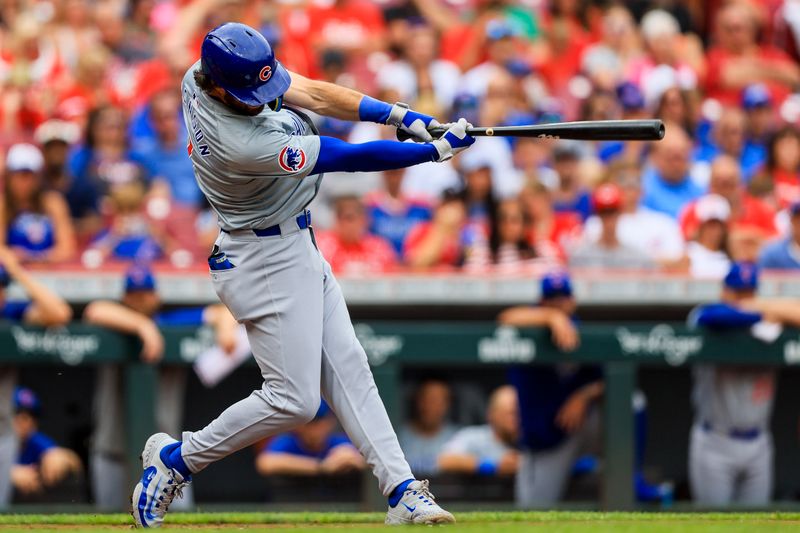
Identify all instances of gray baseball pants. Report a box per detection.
[515,407,601,507]
[180,220,412,495]
[689,423,772,505]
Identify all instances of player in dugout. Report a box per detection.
[0,246,72,509]
[498,272,669,507]
[687,262,800,505]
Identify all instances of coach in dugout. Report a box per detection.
[82,264,239,510]
[0,246,72,508]
[687,262,800,506]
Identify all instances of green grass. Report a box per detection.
[0,512,799,532]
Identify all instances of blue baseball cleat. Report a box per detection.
[385,480,455,525]
[131,433,191,528]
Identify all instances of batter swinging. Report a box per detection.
[131,22,473,527]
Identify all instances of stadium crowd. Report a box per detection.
[0,0,797,275]
[2,0,800,512]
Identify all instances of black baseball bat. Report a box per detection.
[397,119,665,142]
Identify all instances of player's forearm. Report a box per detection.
[576,381,604,403]
[14,271,72,326]
[311,137,437,174]
[256,453,321,476]
[285,73,363,120]
[83,300,152,335]
[746,299,800,327]
[437,453,479,474]
[497,306,558,328]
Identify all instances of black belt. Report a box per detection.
[222,211,311,237]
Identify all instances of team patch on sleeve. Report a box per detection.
[279,145,307,172]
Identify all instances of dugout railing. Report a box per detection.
[0,321,796,510]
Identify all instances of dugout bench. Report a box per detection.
[0,321,796,510]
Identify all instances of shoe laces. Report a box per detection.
[409,479,437,507]
[154,472,188,516]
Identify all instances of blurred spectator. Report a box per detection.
[583,163,684,264]
[365,169,432,257]
[705,3,800,106]
[759,203,800,270]
[375,23,461,118]
[551,142,592,222]
[83,264,237,510]
[34,119,81,192]
[11,387,81,497]
[66,105,149,235]
[742,84,776,150]
[687,262,800,505]
[629,10,703,94]
[438,385,520,477]
[131,90,201,208]
[458,151,499,233]
[465,198,543,271]
[0,143,77,263]
[399,379,458,477]
[404,190,470,270]
[86,181,165,263]
[750,126,800,210]
[306,0,386,87]
[519,180,581,262]
[680,155,776,245]
[684,194,732,279]
[316,196,398,275]
[693,108,766,182]
[654,85,696,136]
[580,6,640,92]
[569,183,654,269]
[596,82,649,164]
[0,246,72,508]
[256,402,365,477]
[640,124,703,219]
[462,20,526,99]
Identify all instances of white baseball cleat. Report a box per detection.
[131,433,191,528]
[385,479,456,525]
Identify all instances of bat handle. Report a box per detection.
[396,127,448,143]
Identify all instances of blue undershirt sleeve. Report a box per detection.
[311,136,438,175]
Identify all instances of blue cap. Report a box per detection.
[742,84,771,109]
[0,265,10,288]
[616,82,645,110]
[201,22,292,107]
[724,262,759,292]
[14,387,41,416]
[124,264,156,293]
[541,272,573,300]
[486,19,516,41]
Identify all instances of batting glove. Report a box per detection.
[388,102,441,142]
[431,118,475,162]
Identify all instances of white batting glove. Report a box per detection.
[431,118,475,162]
[387,102,440,142]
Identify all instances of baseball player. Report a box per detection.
[688,262,800,505]
[132,22,473,527]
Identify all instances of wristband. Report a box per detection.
[358,95,393,124]
[477,459,498,476]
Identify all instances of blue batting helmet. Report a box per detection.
[201,22,292,107]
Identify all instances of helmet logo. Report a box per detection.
[259,66,273,82]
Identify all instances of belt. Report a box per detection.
[222,211,311,237]
[702,422,761,441]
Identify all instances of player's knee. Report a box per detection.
[284,392,320,425]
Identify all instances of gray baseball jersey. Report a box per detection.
[692,366,776,431]
[442,425,512,462]
[181,61,322,231]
